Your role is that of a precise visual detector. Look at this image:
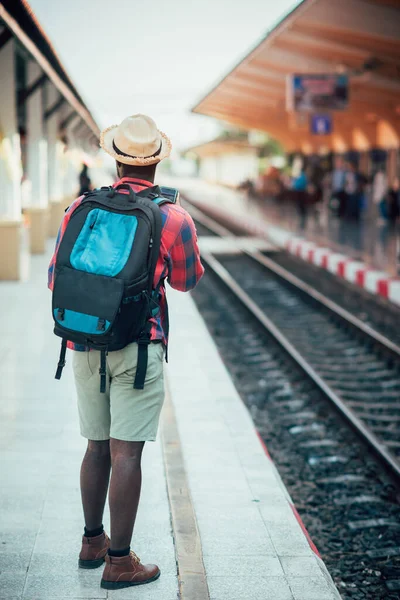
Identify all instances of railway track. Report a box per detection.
[190,204,400,482]
[189,202,400,595]
[192,267,400,598]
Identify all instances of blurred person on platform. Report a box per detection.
[48,114,204,591]
[78,163,92,195]
[372,167,389,221]
[292,166,309,230]
[306,166,323,230]
[344,162,365,220]
[386,176,400,225]
[330,157,347,218]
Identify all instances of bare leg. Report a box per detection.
[109,439,145,550]
[80,440,111,530]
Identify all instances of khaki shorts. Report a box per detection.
[72,343,165,442]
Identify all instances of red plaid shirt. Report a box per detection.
[48,177,204,350]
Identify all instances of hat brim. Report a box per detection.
[99,124,172,166]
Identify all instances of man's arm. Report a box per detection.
[48,197,84,290]
[167,210,204,292]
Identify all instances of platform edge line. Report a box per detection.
[161,381,210,600]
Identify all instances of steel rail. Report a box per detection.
[201,250,400,481]
[191,203,400,363]
[246,249,400,361]
[190,197,400,480]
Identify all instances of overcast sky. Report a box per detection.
[29,0,300,152]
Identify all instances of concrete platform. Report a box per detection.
[171,177,400,308]
[0,245,341,600]
[199,236,276,255]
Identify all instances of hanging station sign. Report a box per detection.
[310,114,333,135]
[287,74,349,112]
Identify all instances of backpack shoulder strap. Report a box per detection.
[136,185,178,206]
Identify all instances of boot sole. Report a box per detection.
[100,569,161,589]
[79,557,106,569]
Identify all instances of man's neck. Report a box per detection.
[119,169,155,183]
[119,175,154,187]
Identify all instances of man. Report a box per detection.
[344,162,365,220]
[48,114,204,590]
[78,163,91,195]
[292,166,308,230]
[331,157,347,218]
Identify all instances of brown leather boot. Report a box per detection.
[100,551,160,589]
[78,532,110,569]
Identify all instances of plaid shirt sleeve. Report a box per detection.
[166,208,204,292]
[48,196,84,290]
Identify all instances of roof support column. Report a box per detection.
[46,82,66,237]
[62,114,81,204]
[0,37,24,279]
[25,61,48,253]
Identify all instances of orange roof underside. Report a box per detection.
[193,0,400,153]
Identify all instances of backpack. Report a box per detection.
[52,183,177,392]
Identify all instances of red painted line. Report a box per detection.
[377,279,389,298]
[321,253,330,269]
[256,430,272,460]
[356,269,366,287]
[337,260,348,278]
[256,430,321,559]
[308,248,315,263]
[290,503,321,558]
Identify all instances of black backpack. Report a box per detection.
[52,183,176,392]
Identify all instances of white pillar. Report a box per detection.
[0,38,24,279]
[26,62,48,208]
[24,61,49,254]
[0,38,22,220]
[46,83,66,236]
[63,115,81,201]
[47,83,63,203]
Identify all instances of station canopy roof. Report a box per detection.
[192,0,400,153]
[186,138,260,158]
[0,0,99,137]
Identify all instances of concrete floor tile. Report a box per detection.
[259,503,297,525]
[289,576,341,600]
[23,570,107,599]
[207,576,294,600]
[130,534,175,560]
[0,571,27,599]
[0,505,44,529]
[0,551,32,572]
[201,533,276,557]
[195,505,262,525]
[196,516,268,544]
[267,523,312,557]
[203,554,284,577]
[28,552,86,573]
[280,556,326,578]
[106,574,178,600]
[34,526,83,554]
[0,530,38,553]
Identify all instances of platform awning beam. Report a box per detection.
[18,72,47,106]
[60,110,77,131]
[44,95,66,120]
[0,26,12,50]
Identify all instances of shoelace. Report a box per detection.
[130,551,141,565]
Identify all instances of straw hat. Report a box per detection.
[100,114,172,166]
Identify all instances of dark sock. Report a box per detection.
[108,546,130,557]
[84,525,104,538]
